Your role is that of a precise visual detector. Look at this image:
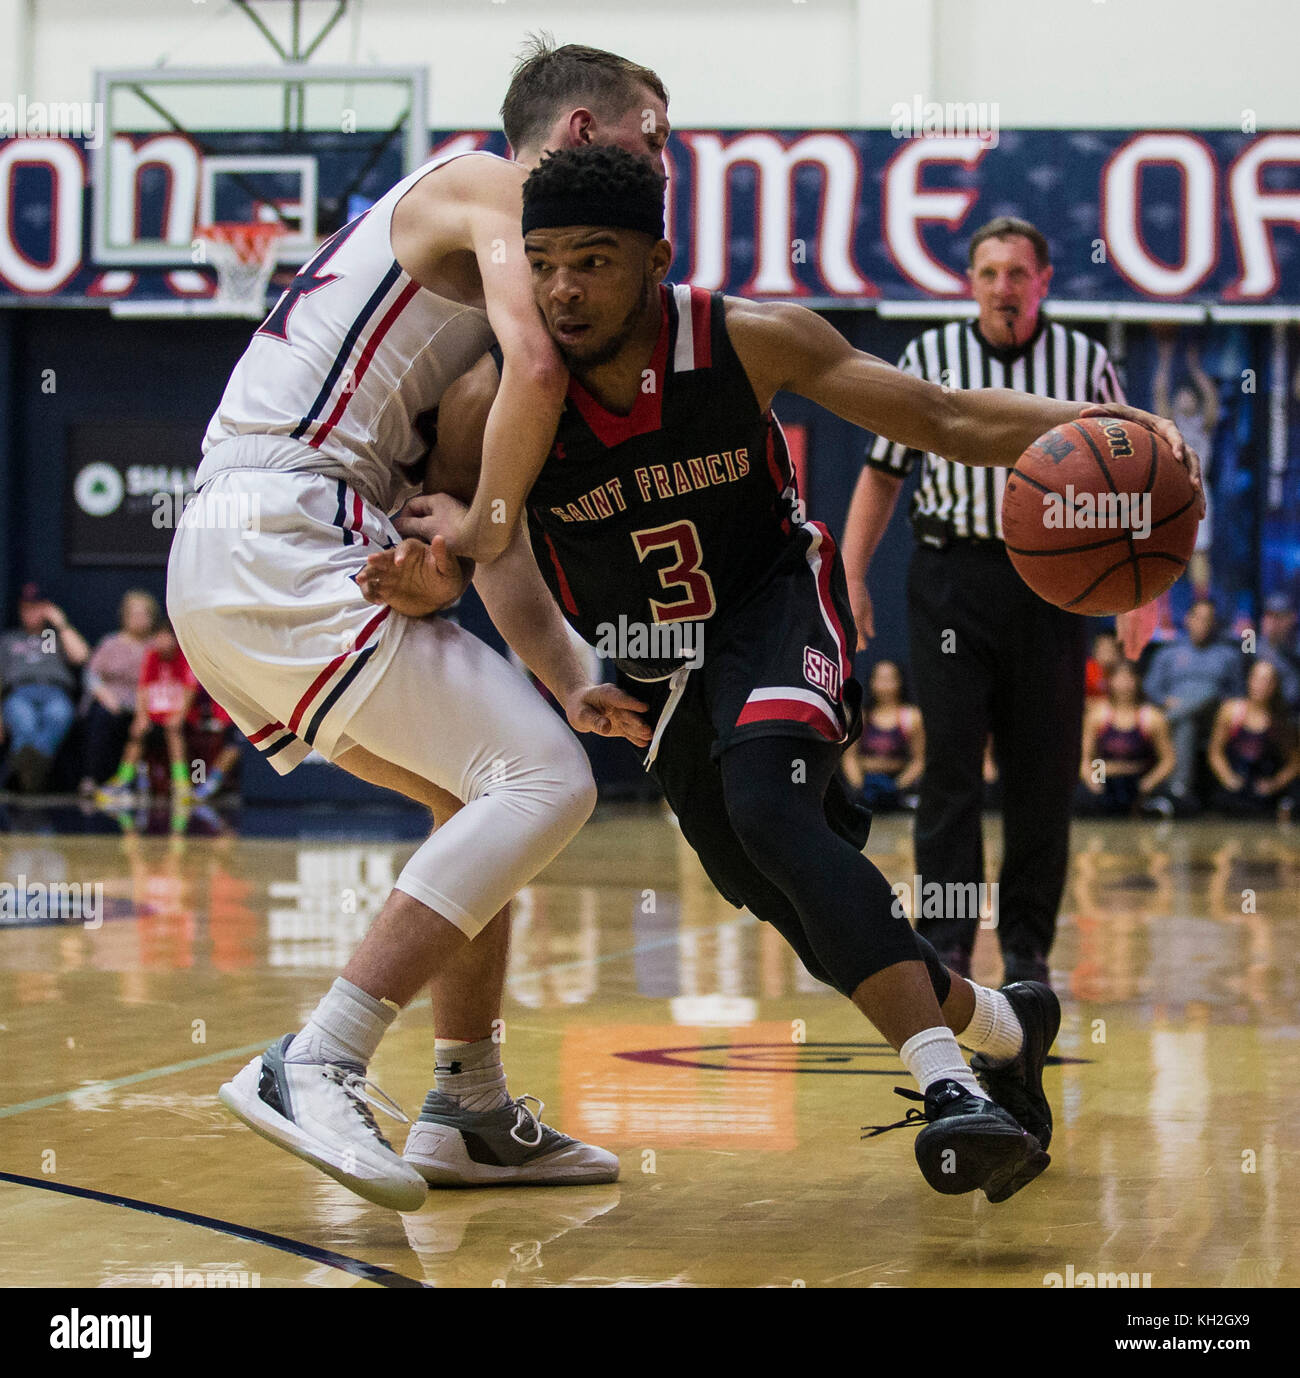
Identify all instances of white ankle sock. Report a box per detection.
[286,978,395,1067]
[959,985,1025,1065]
[899,1026,987,1098]
[434,1036,509,1112]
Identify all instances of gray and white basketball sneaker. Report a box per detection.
[403,1091,619,1186]
[219,1034,428,1212]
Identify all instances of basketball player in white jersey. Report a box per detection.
[166,40,669,1211]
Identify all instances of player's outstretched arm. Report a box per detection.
[404,156,568,565]
[725,298,1202,501]
[471,516,651,749]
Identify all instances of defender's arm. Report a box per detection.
[395,155,567,564]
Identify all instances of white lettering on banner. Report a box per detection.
[0,130,1297,302]
[882,137,991,294]
[685,131,873,295]
[107,134,200,250]
[0,139,85,293]
[1227,133,1300,298]
[1103,133,1217,295]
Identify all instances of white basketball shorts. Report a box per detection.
[167,453,410,774]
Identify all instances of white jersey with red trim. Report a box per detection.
[198,149,501,514]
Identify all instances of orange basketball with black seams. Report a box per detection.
[1000,416,1200,615]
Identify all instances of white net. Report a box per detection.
[196,222,286,318]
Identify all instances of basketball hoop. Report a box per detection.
[195,221,288,318]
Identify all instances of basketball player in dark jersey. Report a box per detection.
[361,146,1202,1202]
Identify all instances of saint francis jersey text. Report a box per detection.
[198,149,499,514]
[527,285,801,657]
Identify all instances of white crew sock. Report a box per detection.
[286,978,395,1068]
[958,984,1025,1066]
[899,1026,987,1098]
[434,1036,509,1112]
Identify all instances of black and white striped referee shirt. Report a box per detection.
[865,317,1124,542]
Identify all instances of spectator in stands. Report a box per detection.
[0,584,90,792]
[1078,661,1176,816]
[1153,326,1218,598]
[1257,593,1300,712]
[1085,629,1121,701]
[193,694,240,801]
[1207,660,1300,818]
[1144,599,1243,812]
[77,590,160,795]
[840,660,924,811]
[98,622,197,804]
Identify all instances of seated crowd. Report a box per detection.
[841,597,1300,822]
[5,583,1298,822]
[0,585,239,802]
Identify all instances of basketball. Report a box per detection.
[1001,416,1200,614]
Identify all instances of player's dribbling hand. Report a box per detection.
[564,684,653,748]
[1078,402,1207,520]
[356,535,468,617]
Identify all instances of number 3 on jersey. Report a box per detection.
[632,520,717,623]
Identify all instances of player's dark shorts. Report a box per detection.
[616,522,871,912]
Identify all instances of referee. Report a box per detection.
[841,216,1123,986]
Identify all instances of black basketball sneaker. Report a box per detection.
[970,981,1061,1150]
[865,1079,1050,1203]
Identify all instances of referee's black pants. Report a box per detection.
[907,540,1088,962]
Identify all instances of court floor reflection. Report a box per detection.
[1,810,1296,1287]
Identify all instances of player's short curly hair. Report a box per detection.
[523,143,665,207]
[501,32,668,154]
[522,145,667,239]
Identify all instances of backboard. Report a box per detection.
[91,65,428,270]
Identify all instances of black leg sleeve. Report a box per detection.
[720,735,950,1002]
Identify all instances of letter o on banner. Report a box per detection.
[0,138,84,293]
[1102,133,1216,295]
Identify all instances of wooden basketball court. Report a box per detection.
[2,807,1295,1289]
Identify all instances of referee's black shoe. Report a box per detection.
[864,1080,1049,1203]
[970,981,1060,1150]
[1002,948,1049,986]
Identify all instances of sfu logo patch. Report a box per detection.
[803,646,840,698]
